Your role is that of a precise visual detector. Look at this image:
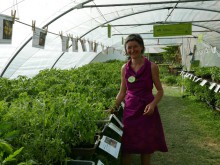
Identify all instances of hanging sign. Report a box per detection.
[107,24,111,38]
[197,34,204,43]
[71,37,78,52]
[0,14,13,44]
[32,27,47,49]
[101,44,108,55]
[88,40,93,52]
[153,23,192,37]
[61,36,69,52]
[93,42,98,52]
[101,44,104,53]
[80,38,87,52]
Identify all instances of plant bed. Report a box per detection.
[215,106,220,112]
[104,103,124,121]
[65,160,95,165]
[93,135,122,165]
[168,65,182,76]
[101,123,122,142]
[109,114,124,129]
[112,103,124,121]
[71,135,101,158]
[97,113,124,131]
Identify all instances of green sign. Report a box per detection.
[153,23,192,37]
[108,24,111,38]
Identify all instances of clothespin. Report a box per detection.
[32,20,36,31]
[11,10,16,23]
[43,26,48,34]
[67,33,71,38]
[75,36,78,42]
[59,31,63,38]
[69,34,73,39]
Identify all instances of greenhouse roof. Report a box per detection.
[0,0,220,78]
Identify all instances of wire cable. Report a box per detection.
[0,0,25,14]
[92,1,121,35]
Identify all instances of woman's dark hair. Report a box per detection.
[124,34,145,55]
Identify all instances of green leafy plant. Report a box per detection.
[183,66,220,110]
[0,60,124,164]
[190,60,200,69]
[0,139,24,165]
[161,46,181,64]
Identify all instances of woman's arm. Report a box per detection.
[151,62,164,106]
[115,64,127,108]
[143,62,164,115]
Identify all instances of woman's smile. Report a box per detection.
[126,41,143,58]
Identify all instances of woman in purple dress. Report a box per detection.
[114,34,168,165]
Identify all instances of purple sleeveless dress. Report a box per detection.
[122,58,168,154]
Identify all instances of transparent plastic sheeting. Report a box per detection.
[0,0,220,78]
[195,42,220,67]
[5,32,125,79]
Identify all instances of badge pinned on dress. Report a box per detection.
[128,76,136,83]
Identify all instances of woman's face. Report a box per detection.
[126,41,143,59]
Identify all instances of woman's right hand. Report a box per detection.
[104,108,114,114]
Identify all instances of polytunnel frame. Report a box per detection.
[80,6,220,38]
[1,0,220,77]
[52,6,220,68]
[0,0,93,77]
[104,20,220,27]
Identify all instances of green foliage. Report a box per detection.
[158,65,169,81]
[159,65,183,86]
[162,75,178,86]
[194,67,212,79]
[159,63,219,110]
[0,139,13,155]
[161,46,181,64]
[215,93,220,108]
[0,60,124,164]
[0,139,24,165]
[190,60,200,69]
[210,66,220,82]
[183,66,220,109]
[2,147,24,164]
[149,54,164,63]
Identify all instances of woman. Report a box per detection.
[114,34,168,165]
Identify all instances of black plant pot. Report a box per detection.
[66,160,95,165]
[101,123,122,142]
[71,135,100,158]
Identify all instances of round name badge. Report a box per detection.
[128,76,136,83]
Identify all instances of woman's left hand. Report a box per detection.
[143,103,155,116]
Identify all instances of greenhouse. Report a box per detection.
[0,0,220,165]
